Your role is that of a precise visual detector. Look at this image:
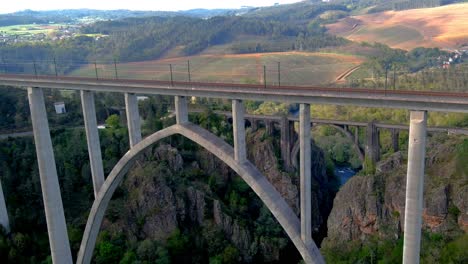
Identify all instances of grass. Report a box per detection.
[70,52,364,86]
[327,3,468,49]
[0,23,67,36]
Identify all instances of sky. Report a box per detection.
[0,0,303,14]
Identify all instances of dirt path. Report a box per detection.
[335,65,361,83]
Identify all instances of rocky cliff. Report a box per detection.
[323,134,467,249]
[100,129,335,262]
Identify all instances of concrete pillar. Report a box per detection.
[0,180,10,232]
[392,128,400,152]
[175,96,188,124]
[281,116,291,171]
[265,120,274,136]
[81,90,105,198]
[289,120,297,148]
[403,111,427,264]
[354,126,359,145]
[299,104,312,244]
[232,100,247,162]
[27,87,73,264]
[251,119,258,131]
[365,121,380,165]
[125,93,142,147]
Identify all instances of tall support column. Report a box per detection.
[281,116,291,171]
[403,111,427,264]
[28,87,73,264]
[365,121,380,166]
[0,180,10,232]
[289,120,297,149]
[125,93,142,147]
[265,120,274,136]
[81,90,105,197]
[392,128,400,152]
[175,96,188,124]
[354,126,359,145]
[232,100,247,162]
[299,104,312,245]
[251,119,258,131]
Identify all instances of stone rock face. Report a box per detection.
[376,151,402,173]
[186,186,206,225]
[152,144,183,171]
[104,128,332,262]
[324,136,468,247]
[247,132,299,213]
[122,168,178,241]
[246,130,332,234]
[325,175,381,242]
[454,185,468,232]
[424,186,449,231]
[213,200,253,261]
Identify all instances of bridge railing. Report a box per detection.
[0,58,467,92]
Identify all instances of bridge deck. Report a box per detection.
[0,74,468,113]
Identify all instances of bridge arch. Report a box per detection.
[76,123,324,264]
[291,124,364,169]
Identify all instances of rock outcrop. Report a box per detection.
[324,135,468,247]
[102,128,333,262]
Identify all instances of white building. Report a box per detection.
[54,102,66,114]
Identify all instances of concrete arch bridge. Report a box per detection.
[0,74,467,264]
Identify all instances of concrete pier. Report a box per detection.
[175,96,188,124]
[354,127,359,145]
[0,180,9,232]
[28,87,73,264]
[299,104,312,244]
[403,111,427,264]
[281,116,292,171]
[232,100,247,162]
[392,128,400,152]
[265,120,274,135]
[81,91,105,197]
[125,93,142,147]
[365,121,380,166]
[251,119,258,131]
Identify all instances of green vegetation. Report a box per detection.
[0,24,62,36]
[323,230,468,263]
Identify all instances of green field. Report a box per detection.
[70,52,364,86]
[0,24,66,36]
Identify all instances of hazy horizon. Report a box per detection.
[0,0,303,14]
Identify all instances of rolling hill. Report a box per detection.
[326,3,468,50]
[70,52,364,86]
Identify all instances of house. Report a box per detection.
[54,102,66,114]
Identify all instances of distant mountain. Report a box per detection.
[0,7,255,26]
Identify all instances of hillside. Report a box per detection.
[322,134,468,262]
[326,3,468,49]
[70,52,364,86]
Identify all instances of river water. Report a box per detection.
[334,167,357,186]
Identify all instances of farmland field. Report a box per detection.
[326,3,468,49]
[70,52,364,86]
[0,24,67,36]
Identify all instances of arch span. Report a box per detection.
[291,124,364,169]
[76,123,324,264]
